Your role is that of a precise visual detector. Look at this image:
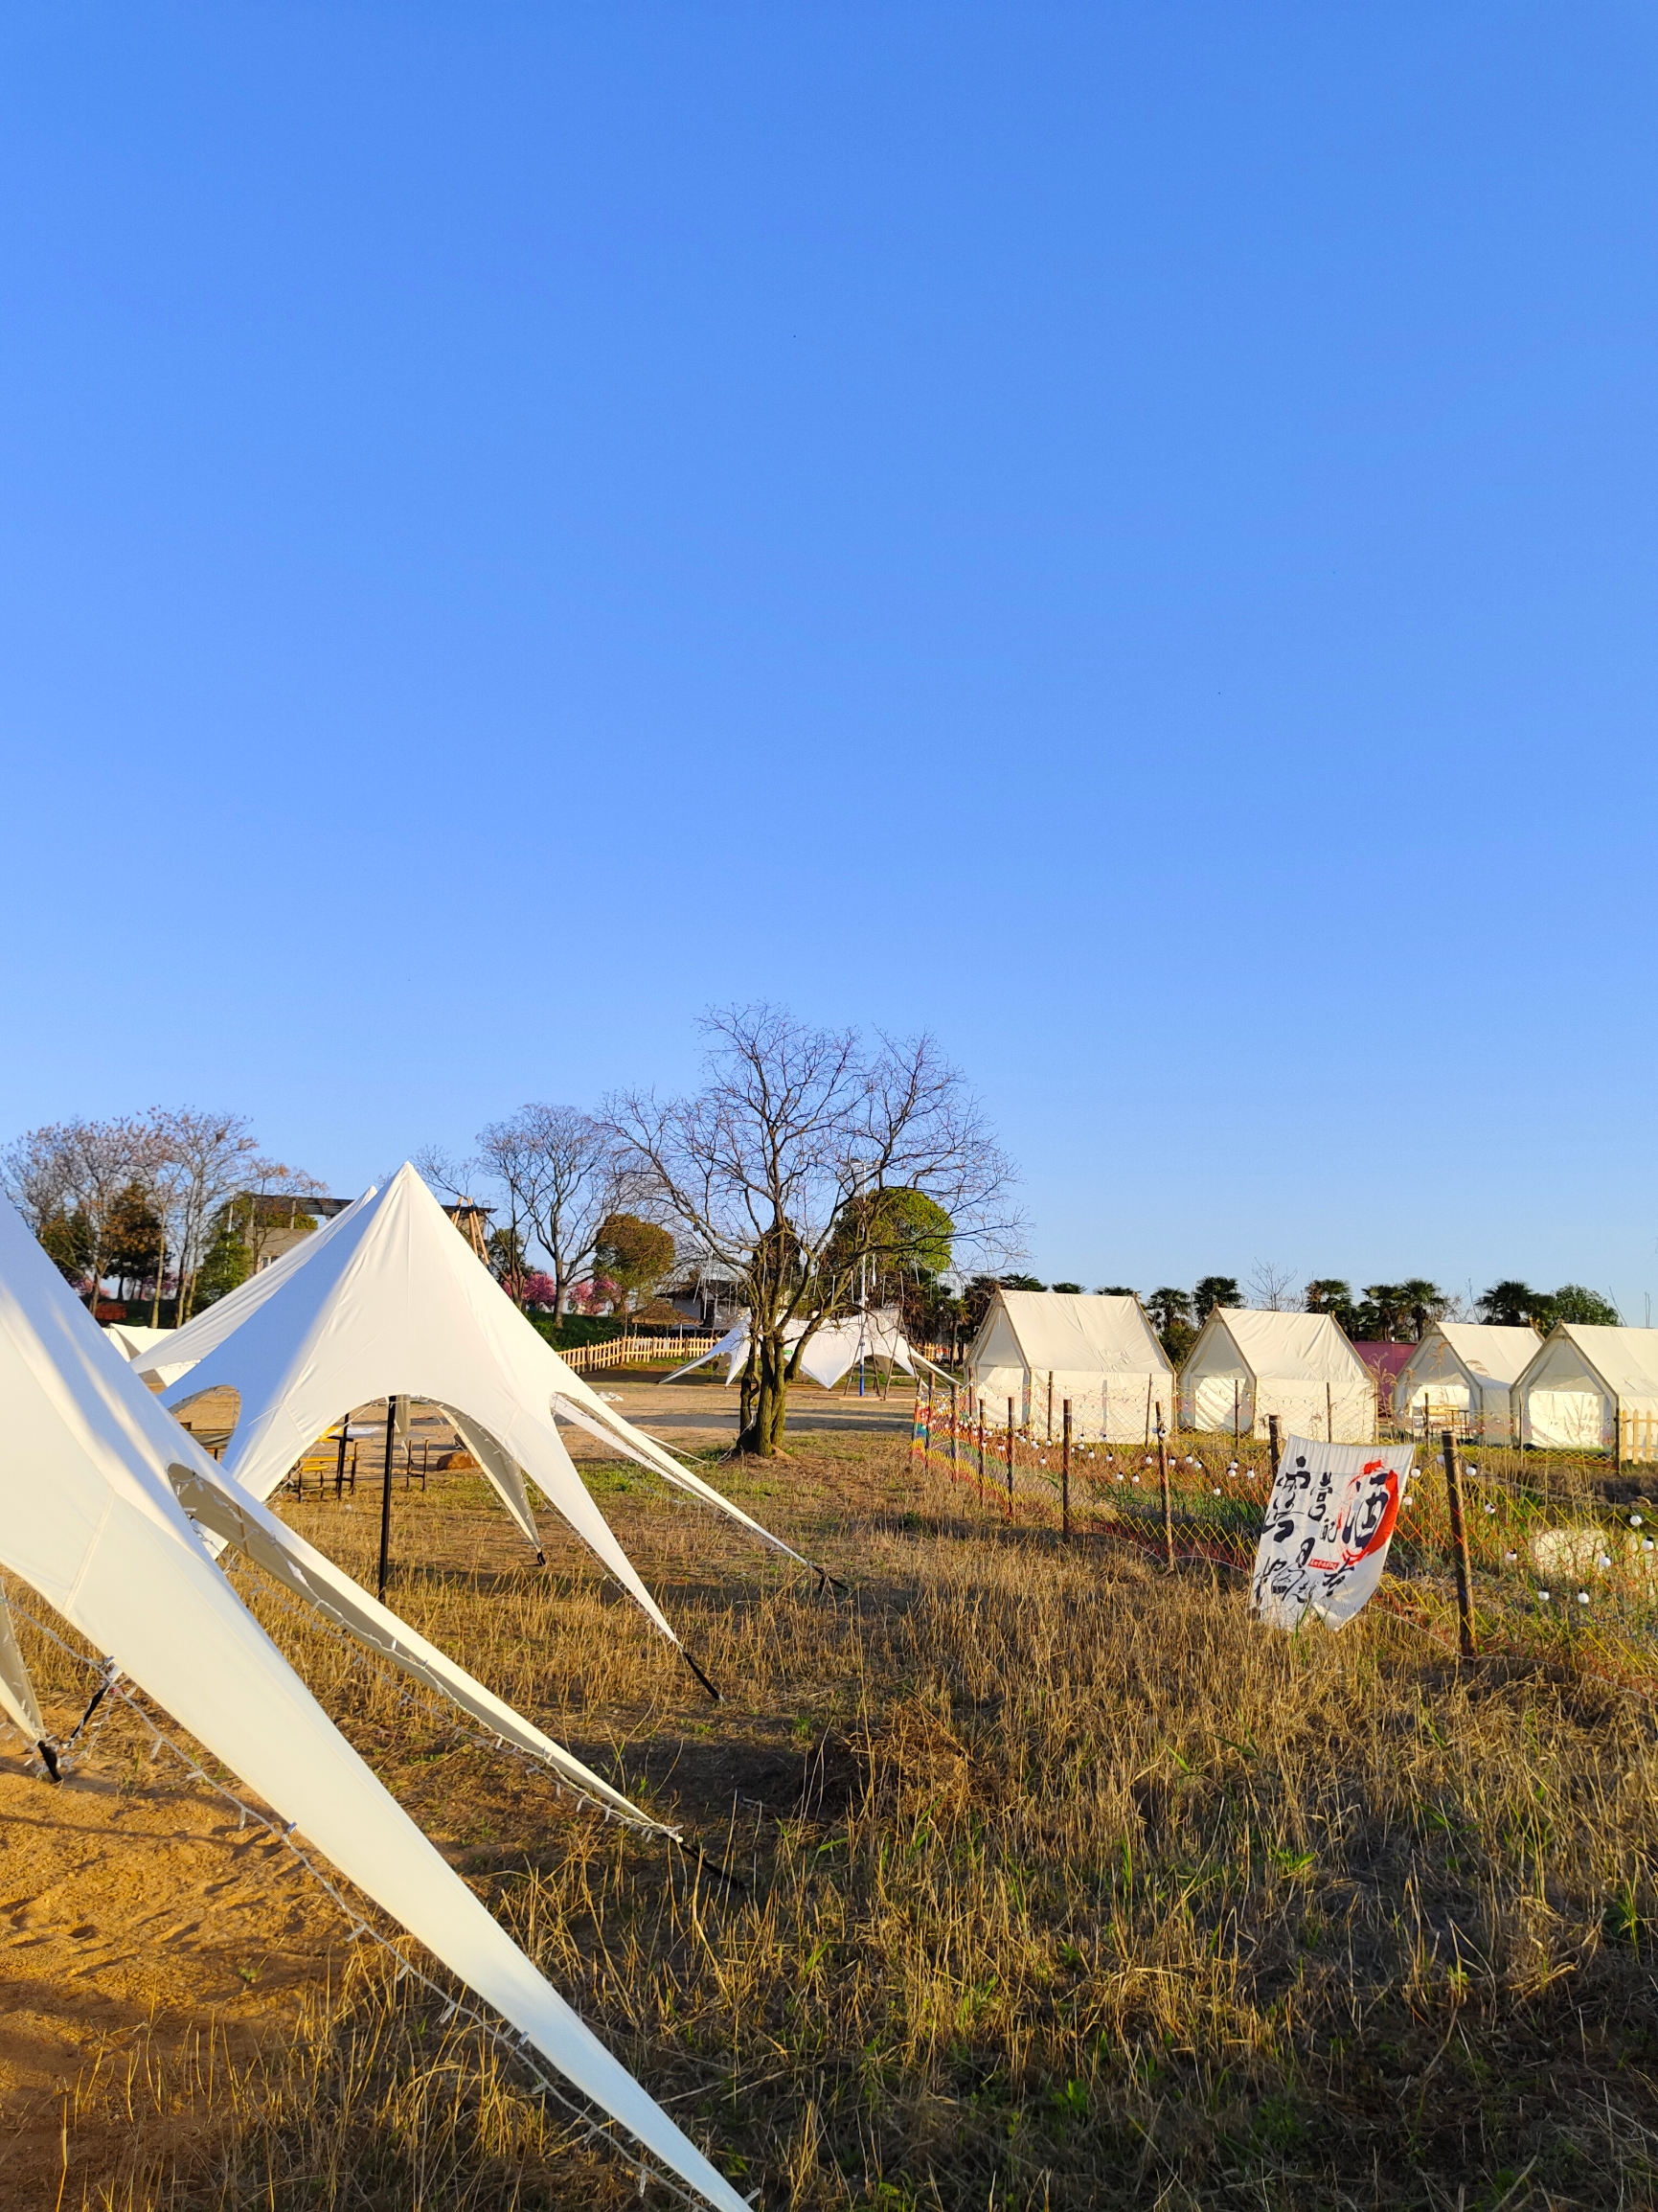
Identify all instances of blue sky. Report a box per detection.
[2,4,1654,1311]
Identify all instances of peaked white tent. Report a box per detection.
[669,1307,928,1392]
[965,1290,1175,1442]
[1513,1324,1658,1456]
[1179,1309,1375,1444]
[102,1321,175,1364]
[134,1168,806,1642]
[0,1200,746,2212]
[1392,1323,1538,1443]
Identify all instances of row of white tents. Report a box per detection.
[957,1288,1658,1456]
[0,1165,814,2212]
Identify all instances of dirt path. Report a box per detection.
[0,1736,345,2207]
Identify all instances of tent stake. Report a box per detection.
[681,1649,721,1702]
[377,1395,397,1604]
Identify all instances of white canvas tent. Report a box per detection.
[102,1321,175,1364]
[1179,1309,1375,1444]
[1392,1323,1538,1443]
[669,1308,929,1392]
[133,1168,806,1650]
[965,1290,1174,1442]
[1513,1324,1658,1456]
[0,1199,746,2212]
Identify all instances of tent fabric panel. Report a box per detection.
[438,1406,543,1554]
[1527,1388,1607,1450]
[167,1459,667,1835]
[1192,1371,1251,1435]
[966,1368,1027,1428]
[0,1205,746,2212]
[0,1582,45,1742]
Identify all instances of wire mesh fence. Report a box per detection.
[912,1381,1658,1690]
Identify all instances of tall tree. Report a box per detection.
[149,1108,270,1323]
[593,1213,676,1319]
[476,1105,627,1314]
[605,1006,1014,1457]
[1305,1279,1357,1333]
[2,1115,167,1311]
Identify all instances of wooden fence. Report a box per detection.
[559,1332,721,1375]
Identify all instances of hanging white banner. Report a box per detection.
[1250,1434,1416,1631]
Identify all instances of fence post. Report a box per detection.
[1157,1401,1172,1569]
[910,1375,923,1464]
[977,1400,986,1505]
[1267,1413,1282,1488]
[1326,1380,1334,1443]
[1442,1428,1477,1659]
[1613,1396,1623,1472]
[334,1418,350,1499]
[1006,1398,1015,1518]
[949,1379,959,1478]
[1061,1399,1072,1541]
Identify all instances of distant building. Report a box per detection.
[247,1193,352,1271]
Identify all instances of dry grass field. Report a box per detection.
[4,1409,1658,2211]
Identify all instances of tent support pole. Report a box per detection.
[377,1396,397,1604]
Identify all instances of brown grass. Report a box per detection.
[21,1430,1658,2210]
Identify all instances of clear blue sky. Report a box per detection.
[2,4,1654,1312]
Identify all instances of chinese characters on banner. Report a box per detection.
[1250,1435,1416,1631]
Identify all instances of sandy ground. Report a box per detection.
[0,1373,910,2206]
[588,1371,915,1448]
[0,1725,345,2206]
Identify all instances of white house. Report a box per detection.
[1179,1308,1375,1444]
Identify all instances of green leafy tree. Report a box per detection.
[1305,1279,1358,1334]
[38,1206,93,1286]
[1193,1275,1239,1322]
[593,1213,677,1320]
[105,1180,166,1298]
[1145,1287,1195,1364]
[1363,1280,1448,1341]
[1551,1285,1621,1327]
[191,1216,253,1308]
[1477,1280,1550,1330]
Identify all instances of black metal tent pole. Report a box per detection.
[377,1395,397,1603]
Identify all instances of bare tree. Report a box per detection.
[1247,1258,1298,1312]
[604,1005,1017,1457]
[2,1116,168,1309]
[477,1106,627,1315]
[149,1108,268,1323]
